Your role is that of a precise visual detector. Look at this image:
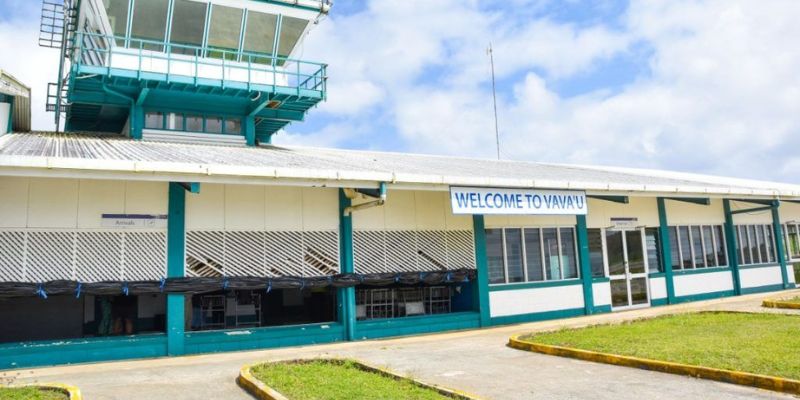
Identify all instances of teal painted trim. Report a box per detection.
[592,277,611,283]
[355,312,480,340]
[648,272,666,278]
[731,205,774,215]
[338,189,355,341]
[167,182,186,355]
[6,96,13,133]
[489,278,582,292]
[772,205,791,288]
[657,197,676,304]
[672,266,731,276]
[0,334,167,370]
[576,215,595,315]
[741,283,786,295]
[588,195,628,204]
[131,104,144,139]
[739,263,782,270]
[472,215,491,327]
[723,199,742,295]
[490,307,585,326]
[650,298,668,306]
[244,116,255,146]
[665,197,710,205]
[594,304,612,314]
[250,0,326,13]
[673,289,735,304]
[184,322,343,354]
[271,14,283,67]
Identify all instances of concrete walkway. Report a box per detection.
[11,289,800,400]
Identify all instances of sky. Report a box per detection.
[1,0,799,183]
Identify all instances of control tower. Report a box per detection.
[42,0,330,145]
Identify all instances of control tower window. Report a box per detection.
[102,0,128,45]
[243,10,278,63]
[170,0,207,55]
[278,16,307,58]
[131,0,169,51]
[208,5,243,60]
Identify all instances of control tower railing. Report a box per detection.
[71,32,327,98]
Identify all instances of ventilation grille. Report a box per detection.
[0,230,166,282]
[186,230,339,278]
[353,230,475,274]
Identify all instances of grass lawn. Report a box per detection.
[0,387,68,400]
[522,312,800,380]
[250,360,452,400]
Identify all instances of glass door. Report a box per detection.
[607,229,650,309]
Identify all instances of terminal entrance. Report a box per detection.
[606,229,650,309]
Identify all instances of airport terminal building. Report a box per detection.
[1,0,799,369]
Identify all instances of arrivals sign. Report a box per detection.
[101,214,167,229]
[449,187,587,215]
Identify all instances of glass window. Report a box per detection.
[669,227,681,270]
[691,226,705,268]
[739,226,751,265]
[144,112,163,129]
[524,228,544,282]
[542,228,560,280]
[224,118,241,134]
[588,229,605,277]
[504,229,524,283]
[170,0,207,54]
[206,116,222,133]
[103,0,129,45]
[168,113,184,130]
[560,228,578,279]
[714,225,727,266]
[605,230,625,276]
[749,225,761,264]
[277,16,307,58]
[702,226,716,267]
[243,10,277,56]
[788,224,800,259]
[764,225,775,263]
[186,115,203,132]
[645,228,661,273]
[130,0,169,50]
[208,5,243,60]
[485,229,505,284]
[678,226,692,269]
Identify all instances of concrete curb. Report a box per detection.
[762,299,800,309]
[0,383,82,400]
[508,335,800,396]
[237,358,482,400]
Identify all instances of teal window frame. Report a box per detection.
[669,224,728,270]
[736,224,779,267]
[486,226,580,286]
[144,110,244,135]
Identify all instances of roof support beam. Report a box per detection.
[136,88,150,106]
[588,195,629,204]
[730,205,774,215]
[664,197,710,206]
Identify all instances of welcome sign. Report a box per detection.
[450,186,587,215]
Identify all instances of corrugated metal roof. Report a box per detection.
[1,131,799,198]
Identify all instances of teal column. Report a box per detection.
[657,198,676,304]
[166,182,186,355]
[244,116,256,146]
[723,199,742,295]
[575,215,595,314]
[472,215,491,327]
[7,96,13,133]
[338,189,356,341]
[130,104,144,140]
[771,202,792,289]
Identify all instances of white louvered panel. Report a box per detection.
[0,231,25,281]
[417,231,447,271]
[385,231,419,273]
[224,231,265,276]
[27,231,75,281]
[303,230,339,275]
[186,231,224,277]
[446,230,476,269]
[353,231,386,274]
[123,231,166,280]
[264,231,304,277]
[75,231,123,282]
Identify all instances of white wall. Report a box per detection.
[673,271,734,297]
[0,177,167,229]
[353,189,471,231]
[489,284,585,317]
[666,199,725,225]
[592,281,611,307]
[587,196,658,228]
[0,102,9,135]
[729,200,772,224]
[649,276,667,300]
[740,266,784,289]
[185,184,338,231]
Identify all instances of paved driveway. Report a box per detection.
[12,290,800,400]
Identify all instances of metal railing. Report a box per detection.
[72,32,327,96]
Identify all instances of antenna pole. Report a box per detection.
[488,43,500,160]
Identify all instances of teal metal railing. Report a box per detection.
[72,32,327,96]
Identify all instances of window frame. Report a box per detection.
[486,225,580,285]
[669,224,729,270]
